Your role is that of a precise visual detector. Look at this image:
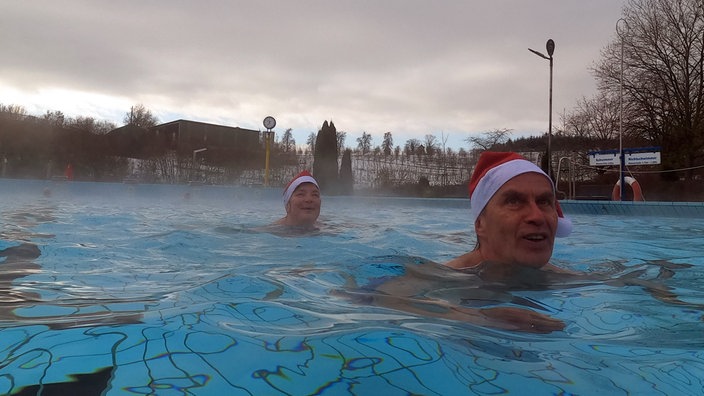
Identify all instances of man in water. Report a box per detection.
[334,152,572,333]
[445,151,572,273]
[275,170,322,229]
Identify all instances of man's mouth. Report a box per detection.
[524,233,547,241]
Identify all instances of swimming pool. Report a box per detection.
[1,179,703,395]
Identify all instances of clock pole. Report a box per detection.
[262,116,276,186]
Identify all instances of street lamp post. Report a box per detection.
[528,39,555,183]
[616,18,628,201]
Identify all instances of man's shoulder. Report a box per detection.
[445,251,482,270]
[541,263,580,275]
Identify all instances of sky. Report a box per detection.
[1,0,628,151]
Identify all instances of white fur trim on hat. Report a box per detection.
[283,175,319,207]
[470,159,572,237]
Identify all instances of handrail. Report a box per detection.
[555,156,575,200]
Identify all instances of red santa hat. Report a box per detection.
[469,151,572,237]
[282,170,319,207]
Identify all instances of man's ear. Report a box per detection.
[474,216,486,239]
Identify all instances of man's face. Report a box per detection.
[475,172,558,268]
[285,183,321,226]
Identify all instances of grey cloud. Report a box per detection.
[1,0,627,148]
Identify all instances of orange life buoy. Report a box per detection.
[612,176,644,201]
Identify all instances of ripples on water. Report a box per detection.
[0,180,703,395]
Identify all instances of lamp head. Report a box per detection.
[546,39,555,57]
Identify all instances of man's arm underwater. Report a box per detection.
[331,287,565,333]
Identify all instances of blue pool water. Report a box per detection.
[1,179,703,395]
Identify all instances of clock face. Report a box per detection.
[263,116,276,130]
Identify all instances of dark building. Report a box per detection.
[151,119,261,166]
[107,119,262,166]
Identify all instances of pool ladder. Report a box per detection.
[555,156,576,200]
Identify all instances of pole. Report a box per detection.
[261,116,277,187]
[264,131,271,186]
[529,40,555,184]
[548,54,553,182]
[617,19,627,200]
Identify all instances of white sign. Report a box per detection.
[589,149,661,166]
[589,152,619,166]
[625,151,661,165]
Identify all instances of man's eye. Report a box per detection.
[506,197,520,205]
[537,198,554,207]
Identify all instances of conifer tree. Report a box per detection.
[338,148,353,194]
[312,120,339,192]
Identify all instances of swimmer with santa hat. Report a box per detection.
[446,151,572,273]
[336,152,573,333]
[275,170,321,229]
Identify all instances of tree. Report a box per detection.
[382,132,394,156]
[336,130,347,154]
[440,132,449,157]
[281,128,295,152]
[0,104,28,120]
[404,138,421,156]
[563,92,622,147]
[423,134,438,156]
[313,120,339,192]
[356,131,372,154]
[307,132,316,153]
[592,0,704,178]
[338,148,354,194]
[124,104,158,128]
[42,110,65,127]
[465,128,512,151]
[67,116,116,134]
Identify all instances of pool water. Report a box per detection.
[1,180,703,395]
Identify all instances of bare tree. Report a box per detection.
[336,130,347,154]
[281,128,295,152]
[356,131,372,154]
[0,104,28,120]
[404,138,421,156]
[67,116,116,134]
[465,128,512,150]
[124,104,159,128]
[307,132,316,153]
[592,0,704,176]
[382,132,393,156]
[563,92,621,145]
[423,134,437,156]
[42,110,65,127]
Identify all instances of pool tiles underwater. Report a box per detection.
[0,181,703,395]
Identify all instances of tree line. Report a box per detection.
[271,0,704,193]
[562,0,703,180]
[1,0,702,196]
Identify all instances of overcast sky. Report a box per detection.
[1,0,628,150]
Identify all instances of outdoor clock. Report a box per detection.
[263,116,276,130]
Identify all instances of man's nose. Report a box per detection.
[525,201,546,223]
